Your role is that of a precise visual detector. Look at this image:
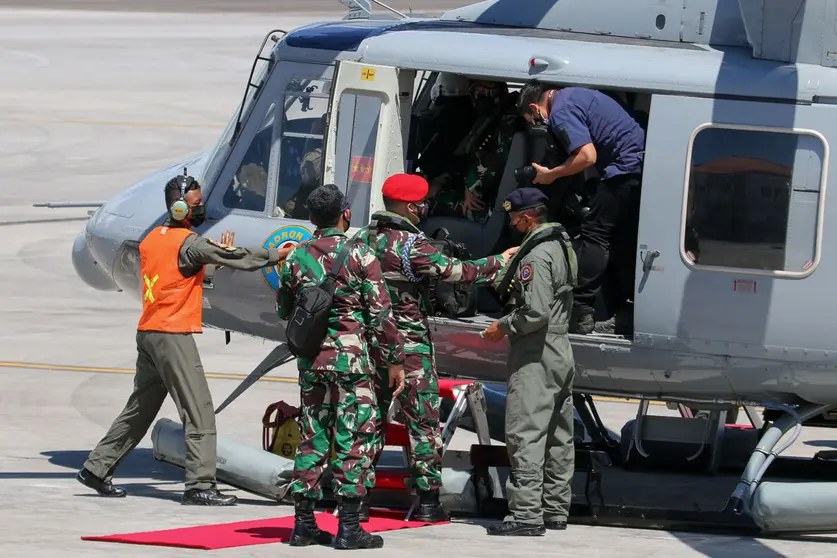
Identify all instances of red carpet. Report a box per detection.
[81,510,448,550]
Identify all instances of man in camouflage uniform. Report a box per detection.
[482,188,578,537]
[276,185,406,550]
[355,173,518,522]
[429,80,525,223]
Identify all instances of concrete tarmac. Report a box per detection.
[1,5,836,558]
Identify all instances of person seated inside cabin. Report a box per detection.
[281,114,326,220]
[223,134,271,212]
[427,79,527,224]
[414,73,478,196]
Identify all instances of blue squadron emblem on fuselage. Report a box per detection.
[262,225,312,291]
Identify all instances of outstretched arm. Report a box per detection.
[179,234,288,272]
[408,236,511,286]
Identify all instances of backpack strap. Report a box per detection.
[322,237,356,296]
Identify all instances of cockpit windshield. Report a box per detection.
[200,47,272,190]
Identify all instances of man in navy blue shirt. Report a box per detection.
[517,81,644,335]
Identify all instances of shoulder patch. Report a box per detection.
[207,238,236,252]
[520,263,533,283]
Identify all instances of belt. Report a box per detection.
[548,324,569,335]
[388,279,426,297]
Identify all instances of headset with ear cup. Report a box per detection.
[168,167,197,221]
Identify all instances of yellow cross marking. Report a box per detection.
[360,67,376,81]
[143,274,159,303]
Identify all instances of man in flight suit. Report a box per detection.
[517,80,644,335]
[76,172,292,506]
[277,185,405,550]
[355,173,517,522]
[482,188,578,536]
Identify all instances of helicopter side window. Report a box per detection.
[221,103,276,213]
[332,92,383,227]
[275,76,332,220]
[684,126,824,273]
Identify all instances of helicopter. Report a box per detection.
[46,0,837,534]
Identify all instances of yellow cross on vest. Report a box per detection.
[143,274,159,303]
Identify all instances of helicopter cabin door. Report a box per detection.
[634,94,830,371]
[323,61,416,225]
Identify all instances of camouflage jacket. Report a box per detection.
[276,227,404,374]
[431,96,524,223]
[354,212,507,358]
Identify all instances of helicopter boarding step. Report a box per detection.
[340,379,504,520]
[620,398,763,474]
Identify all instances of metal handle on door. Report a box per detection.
[641,250,660,273]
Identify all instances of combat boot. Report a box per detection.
[593,316,615,334]
[289,495,333,547]
[76,468,126,498]
[359,490,372,523]
[544,520,567,530]
[181,487,237,506]
[414,489,450,523]
[334,496,384,550]
[569,310,594,335]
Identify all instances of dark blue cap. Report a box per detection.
[503,187,549,212]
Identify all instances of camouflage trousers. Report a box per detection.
[290,369,377,500]
[366,352,443,492]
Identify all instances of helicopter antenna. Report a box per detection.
[340,0,408,19]
[371,0,408,18]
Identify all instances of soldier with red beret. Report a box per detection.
[354,173,518,522]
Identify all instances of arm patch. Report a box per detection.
[207,238,236,252]
[520,264,533,283]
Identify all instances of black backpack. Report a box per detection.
[283,239,355,360]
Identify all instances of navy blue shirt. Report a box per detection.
[548,87,645,180]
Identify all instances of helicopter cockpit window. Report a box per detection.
[221,102,276,213]
[275,75,332,220]
[684,126,824,273]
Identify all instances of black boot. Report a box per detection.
[289,495,333,547]
[414,489,450,523]
[76,468,126,497]
[570,310,594,335]
[359,491,372,523]
[334,496,384,550]
[181,487,237,506]
[486,520,546,536]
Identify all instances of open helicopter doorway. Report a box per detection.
[406,71,653,340]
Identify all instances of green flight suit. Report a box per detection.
[497,223,578,525]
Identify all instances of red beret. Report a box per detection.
[381,173,429,203]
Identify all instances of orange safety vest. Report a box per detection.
[136,225,205,334]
